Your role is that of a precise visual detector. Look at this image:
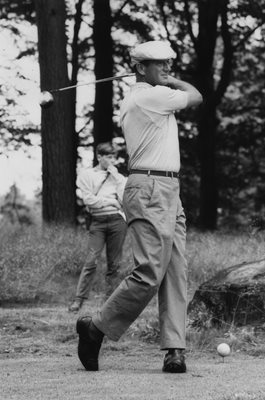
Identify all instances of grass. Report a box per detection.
[1,221,264,303]
[0,221,92,302]
[186,229,265,289]
[0,220,265,353]
[222,395,263,400]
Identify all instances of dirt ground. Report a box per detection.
[1,304,265,400]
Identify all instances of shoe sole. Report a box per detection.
[163,362,186,373]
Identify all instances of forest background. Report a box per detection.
[1,4,265,380]
[0,0,265,232]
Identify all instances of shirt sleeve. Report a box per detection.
[135,85,188,114]
[77,170,106,209]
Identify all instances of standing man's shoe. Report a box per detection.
[76,316,104,371]
[68,298,83,312]
[162,349,187,373]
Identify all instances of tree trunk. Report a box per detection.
[195,0,233,230]
[93,0,113,162]
[195,0,222,230]
[197,103,218,230]
[35,0,77,225]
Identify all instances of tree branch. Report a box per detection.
[233,20,265,51]
[113,0,137,22]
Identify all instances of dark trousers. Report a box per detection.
[75,213,127,299]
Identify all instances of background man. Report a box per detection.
[76,41,202,372]
[69,142,127,312]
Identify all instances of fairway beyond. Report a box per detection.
[0,305,265,400]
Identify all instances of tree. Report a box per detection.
[93,0,113,159]
[2,0,265,230]
[195,0,232,229]
[157,0,265,229]
[34,0,77,224]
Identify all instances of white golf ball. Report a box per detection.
[39,91,54,108]
[217,343,231,357]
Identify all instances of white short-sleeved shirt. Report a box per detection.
[120,82,188,172]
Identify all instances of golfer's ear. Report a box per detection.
[136,63,146,76]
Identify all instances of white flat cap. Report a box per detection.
[130,41,176,67]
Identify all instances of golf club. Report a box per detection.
[39,73,135,108]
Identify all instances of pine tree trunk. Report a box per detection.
[196,0,221,230]
[93,0,113,162]
[197,104,218,229]
[35,0,77,225]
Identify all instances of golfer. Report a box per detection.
[76,40,202,373]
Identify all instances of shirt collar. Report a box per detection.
[131,82,152,90]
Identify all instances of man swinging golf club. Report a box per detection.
[76,40,203,373]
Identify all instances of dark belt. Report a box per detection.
[129,169,179,178]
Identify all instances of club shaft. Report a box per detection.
[50,73,135,93]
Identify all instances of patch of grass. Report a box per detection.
[187,229,265,291]
[1,224,264,304]
[1,224,265,353]
[0,222,134,304]
[222,394,264,400]
[0,223,90,302]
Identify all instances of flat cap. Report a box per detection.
[130,41,176,67]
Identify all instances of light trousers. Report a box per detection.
[93,174,188,349]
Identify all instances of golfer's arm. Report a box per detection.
[167,77,203,107]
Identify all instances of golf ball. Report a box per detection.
[217,343,231,357]
[39,91,54,108]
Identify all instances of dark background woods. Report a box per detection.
[0,0,264,230]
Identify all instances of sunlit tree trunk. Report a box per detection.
[35,0,77,225]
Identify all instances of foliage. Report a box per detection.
[0,184,34,225]
[0,12,39,153]
[1,0,265,228]
[217,27,265,227]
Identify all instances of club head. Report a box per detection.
[39,91,54,108]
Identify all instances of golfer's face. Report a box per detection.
[143,60,172,86]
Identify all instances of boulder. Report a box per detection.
[188,258,265,328]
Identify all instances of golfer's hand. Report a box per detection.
[167,76,181,89]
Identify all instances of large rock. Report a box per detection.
[188,258,265,328]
